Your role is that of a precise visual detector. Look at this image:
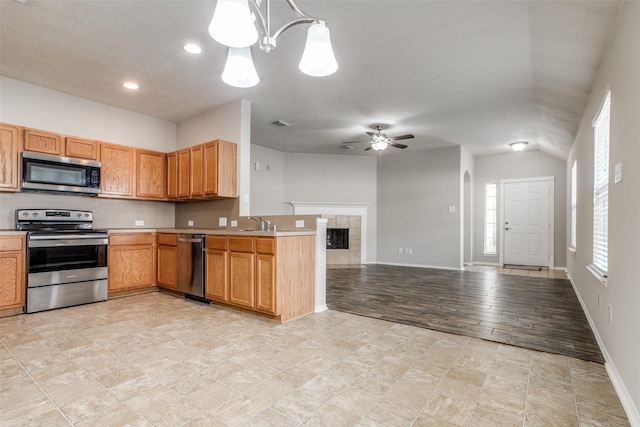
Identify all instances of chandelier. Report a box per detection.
[209,0,338,88]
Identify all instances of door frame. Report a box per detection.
[498,176,555,269]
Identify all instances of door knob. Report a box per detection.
[505,227,511,231]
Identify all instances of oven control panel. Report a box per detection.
[17,209,93,221]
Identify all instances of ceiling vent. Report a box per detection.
[271,120,291,127]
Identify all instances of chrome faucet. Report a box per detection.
[248,216,265,230]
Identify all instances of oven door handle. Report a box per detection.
[28,234,106,240]
[28,238,108,248]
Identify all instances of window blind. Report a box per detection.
[592,92,610,275]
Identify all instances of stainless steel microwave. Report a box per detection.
[22,152,101,195]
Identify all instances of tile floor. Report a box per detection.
[1,292,630,426]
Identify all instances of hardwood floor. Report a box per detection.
[326,264,604,363]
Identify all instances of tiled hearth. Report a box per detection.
[325,215,361,265]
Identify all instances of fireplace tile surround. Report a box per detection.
[325,215,361,265]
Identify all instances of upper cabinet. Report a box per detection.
[23,128,62,155]
[65,137,99,160]
[100,142,135,197]
[168,139,237,201]
[136,149,166,199]
[0,123,21,192]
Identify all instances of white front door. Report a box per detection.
[503,179,552,267]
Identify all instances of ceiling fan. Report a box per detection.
[342,124,415,151]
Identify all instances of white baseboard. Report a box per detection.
[314,304,328,313]
[566,273,640,427]
[375,262,461,271]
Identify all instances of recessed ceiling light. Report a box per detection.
[509,141,528,152]
[183,43,202,54]
[123,82,139,90]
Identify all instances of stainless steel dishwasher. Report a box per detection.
[177,234,207,301]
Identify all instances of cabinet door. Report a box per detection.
[108,245,154,291]
[256,253,276,315]
[136,149,166,199]
[190,144,203,197]
[216,140,237,198]
[205,249,227,301]
[0,124,20,191]
[229,251,255,308]
[66,137,98,160]
[100,143,135,197]
[202,140,218,196]
[157,245,177,289]
[177,149,190,198]
[0,237,25,311]
[23,129,62,155]
[166,152,177,199]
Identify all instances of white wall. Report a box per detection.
[0,76,175,151]
[473,150,567,267]
[250,144,286,215]
[0,76,177,229]
[566,3,640,424]
[377,146,462,269]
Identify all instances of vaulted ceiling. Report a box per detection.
[0,0,622,159]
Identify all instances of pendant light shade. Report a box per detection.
[208,0,258,48]
[298,21,338,77]
[221,47,259,88]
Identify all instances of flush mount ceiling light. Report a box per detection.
[209,0,338,88]
[509,141,528,152]
[183,43,202,54]
[123,82,139,90]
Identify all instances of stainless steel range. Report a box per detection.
[17,209,108,313]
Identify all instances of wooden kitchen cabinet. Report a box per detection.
[23,128,62,155]
[65,136,98,160]
[256,237,276,315]
[136,149,166,199]
[167,140,237,200]
[100,142,135,197]
[156,233,177,290]
[205,236,227,302]
[0,123,21,192]
[108,233,154,293]
[0,236,25,315]
[228,236,255,309]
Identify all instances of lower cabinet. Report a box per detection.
[205,236,227,301]
[108,233,154,292]
[205,234,313,320]
[0,236,25,314]
[156,233,177,290]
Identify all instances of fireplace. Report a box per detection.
[327,228,349,249]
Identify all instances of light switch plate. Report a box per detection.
[231,220,238,227]
[448,205,456,213]
[188,220,194,227]
[295,220,305,228]
[614,162,622,183]
[219,217,227,227]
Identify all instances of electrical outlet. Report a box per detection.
[188,220,194,227]
[135,220,144,226]
[609,304,613,324]
[408,248,413,254]
[231,220,238,227]
[399,248,403,254]
[295,220,305,228]
[448,205,456,213]
[219,217,227,227]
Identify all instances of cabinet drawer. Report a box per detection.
[228,236,254,253]
[109,233,153,246]
[0,236,24,252]
[206,236,227,250]
[256,237,275,254]
[157,233,177,246]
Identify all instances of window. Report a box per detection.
[570,161,577,251]
[592,91,610,276]
[484,183,497,255]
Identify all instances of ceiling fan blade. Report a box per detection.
[388,134,414,141]
[389,142,408,149]
[342,140,368,144]
[364,146,373,151]
[365,132,376,137]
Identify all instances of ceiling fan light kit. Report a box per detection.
[209,0,338,88]
[342,124,415,152]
